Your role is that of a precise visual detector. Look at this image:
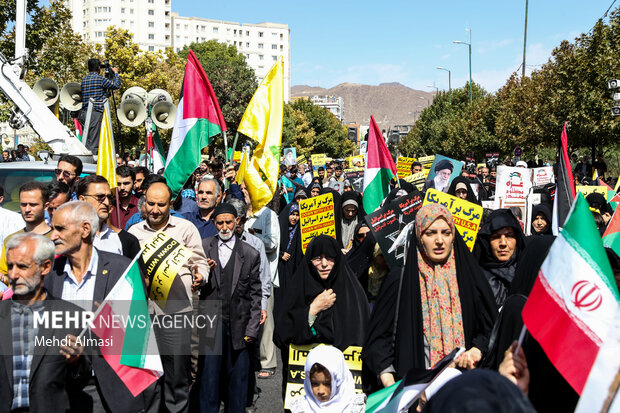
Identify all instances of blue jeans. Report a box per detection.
[199,323,249,413]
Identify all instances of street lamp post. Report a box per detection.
[454,31,473,103]
[437,67,451,104]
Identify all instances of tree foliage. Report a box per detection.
[284,98,355,158]
[178,41,257,141]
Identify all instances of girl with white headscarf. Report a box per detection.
[290,345,366,413]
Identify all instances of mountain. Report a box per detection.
[291,82,434,129]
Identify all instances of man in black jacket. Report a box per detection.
[199,203,262,413]
[46,201,158,413]
[0,232,90,413]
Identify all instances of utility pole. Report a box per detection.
[522,0,529,80]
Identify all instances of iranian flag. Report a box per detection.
[90,256,163,396]
[163,49,226,198]
[522,193,620,394]
[362,115,397,214]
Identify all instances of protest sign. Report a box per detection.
[403,171,426,191]
[423,189,483,251]
[426,154,462,193]
[396,157,416,178]
[299,192,336,253]
[232,151,241,162]
[576,186,607,197]
[283,148,297,166]
[310,153,326,175]
[525,193,542,236]
[348,155,365,168]
[365,190,423,268]
[532,166,555,186]
[142,231,192,309]
[344,168,364,192]
[495,165,533,207]
[296,154,306,165]
[284,344,363,410]
[359,141,367,154]
[418,155,435,169]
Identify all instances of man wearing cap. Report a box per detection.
[424,159,454,193]
[199,203,262,413]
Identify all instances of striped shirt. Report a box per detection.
[80,72,121,111]
[11,298,45,410]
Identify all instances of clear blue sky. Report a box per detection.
[173,0,614,92]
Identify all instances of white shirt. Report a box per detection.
[218,236,236,268]
[0,207,24,246]
[245,206,280,286]
[61,248,99,310]
[93,223,123,255]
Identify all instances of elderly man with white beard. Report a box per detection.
[424,159,455,193]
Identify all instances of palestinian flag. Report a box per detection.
[522,193,620,394]
[146,120,166,173]
[553,121,575,232]
[164,49,226,198]
[362,115,397,214]
[603,207,620,257]
[366,348,463,413]
[90,255,163,396]
[74,117,83,142]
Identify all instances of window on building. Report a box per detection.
[258,32,263,37]
[234,29,237,35]
[258,43,263,49]
[148,9,154,15]
[280,33,283,40]
[148,0,154,3]
[245,54,249,58]
[176,23,179,29]
[121,7,125,12]
[148,21,154,28]
[271,44,277,50]
[149,46,154,51]
[280,45,283,51]
[201,25,205,32]
[273,55,277,61]
[130,8,134,14]
[259,65,264,69]
[272,32,277,37]
[246,30,249,36]
[246,42,249,47]
[213,27,218,33]
[148,34,154,39]
[121,20,125,25]
[184,24,188,30]
[259,55,264,60]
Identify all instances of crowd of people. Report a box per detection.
[0,148,617,413]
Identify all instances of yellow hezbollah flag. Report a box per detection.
[96,102,118,189]
[238,56,284,211]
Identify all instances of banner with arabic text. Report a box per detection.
[423,189,483,251]
[299,192,336,253]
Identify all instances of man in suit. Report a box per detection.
[199,203,262,413]
[45,201,158,413]
[0,232,90,413]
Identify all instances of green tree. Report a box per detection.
[288,98,354,157]
[178,41,257,141]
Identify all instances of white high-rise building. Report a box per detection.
[65,0,290,100]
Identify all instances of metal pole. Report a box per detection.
[223,130,229,161]
[468,42,473,103]
[228,132,239,163]
[448,70,452,104]
[15,0,27,67]
[522,0,529,80]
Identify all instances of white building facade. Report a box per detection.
[65,0,290,100]
[310,95,344,122]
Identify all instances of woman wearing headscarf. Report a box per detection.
[363,204,496,389]
[447,176,480,205]
[306,181,323,198]
[530,204,552,236]
[275,235,369,350]
[290,346,365,413]
[339,191,365,251]
[275,203,304,316]
[345,222,376,295]
[475,209,526,307]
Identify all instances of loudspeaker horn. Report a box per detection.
[59,82,82,111]
[121,86,148,103]
[147,89,172,106]
[118,97,147,127]
[151,100,176,129]
[33,78,59,106]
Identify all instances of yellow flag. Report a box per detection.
[238,56,284,211]
[235,150,249,185]
[96,103,118,189]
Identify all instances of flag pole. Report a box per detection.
[228,132,239,163]
[223,130,229,161]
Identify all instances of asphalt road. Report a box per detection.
[251,351,284,412]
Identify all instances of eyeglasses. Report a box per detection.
[54,169,76,179]
[84,194,114,204]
